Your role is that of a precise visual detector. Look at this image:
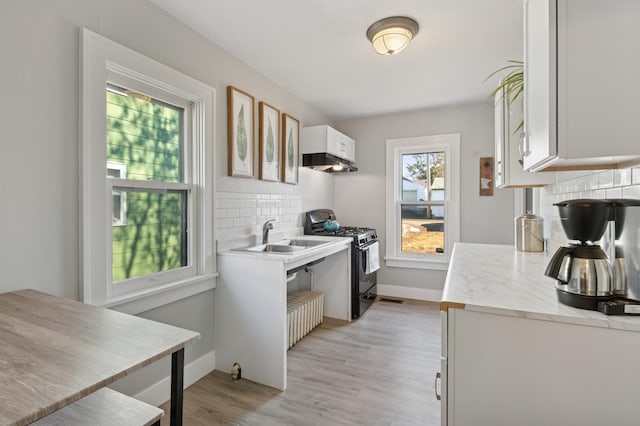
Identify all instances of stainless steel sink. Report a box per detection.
[232,244,305,254]
[287,239,328,247]
[263,244,305,253]
[231,239,329,254]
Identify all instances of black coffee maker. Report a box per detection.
[545,199,613,310]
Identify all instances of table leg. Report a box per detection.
[170,348,184,426]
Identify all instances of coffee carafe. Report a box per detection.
[608,199,640,300]
[544,199,613,310]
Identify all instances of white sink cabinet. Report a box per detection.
[214,236,351,390]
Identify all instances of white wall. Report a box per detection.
[335,102,515,296]
[0,0,332,399]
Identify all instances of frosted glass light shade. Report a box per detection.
[371,28,413,55]
[366,16,419,56]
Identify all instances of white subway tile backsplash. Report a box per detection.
[215,191,304,242]
[598,170,614,189]
[614,169,632,187]
[605,188,622,199]
[542,166,640,245]
[219,198,234,208]
[622,185,640,198]
[217,218,234,228]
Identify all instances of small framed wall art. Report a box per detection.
[479,157,494,196]
[281,113,300,184]
[258,101,280,181]
[227,86,255,177]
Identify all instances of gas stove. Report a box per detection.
[304,210,377,247]
[311,226,377,245]
[304,208,378,319]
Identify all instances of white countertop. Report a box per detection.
[218,235,352,266]
[442,242,640,332]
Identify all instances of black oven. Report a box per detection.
[304,209,378,319]
[352,241,377,319]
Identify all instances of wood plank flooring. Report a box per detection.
[160,298,441,425]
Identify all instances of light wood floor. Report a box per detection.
[161,298,441,425]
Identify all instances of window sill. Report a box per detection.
[103,273,218,315]
[385,256,449,271]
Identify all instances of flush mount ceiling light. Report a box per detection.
[366,16,419,56]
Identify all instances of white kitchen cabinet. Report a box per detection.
[302,125,356,163]
[441,306,640,426]
[438,310,448,425]
[522,0,640,172]
[494,91,555,188]
[440,243,640,426]
[214,238,351,391]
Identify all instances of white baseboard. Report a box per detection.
[377,284,442,302]
[134,350,215,407]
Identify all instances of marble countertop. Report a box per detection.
[441,243,640,332]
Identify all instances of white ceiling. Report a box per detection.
[149,0,523,121]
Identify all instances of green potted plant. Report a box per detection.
[487,60,524,132]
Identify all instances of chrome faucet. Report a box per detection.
[262,219,275,244]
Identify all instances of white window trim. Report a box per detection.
[385,134,460,271]
[80,28,216,314]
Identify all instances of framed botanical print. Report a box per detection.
[258,102,280,181]
[281,113,299,184]
[227,86,254,177]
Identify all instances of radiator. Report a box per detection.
[287,290,324,349]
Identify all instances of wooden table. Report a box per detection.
[0,289,200,426]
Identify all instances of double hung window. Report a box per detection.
[81,29,215,312]
[385,134,460,270]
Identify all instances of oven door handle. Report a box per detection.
[357,240,378,250]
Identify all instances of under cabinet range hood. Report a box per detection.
[302,125,358,173]
[302,153,358,173]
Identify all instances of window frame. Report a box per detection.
[80,28,216,314]
[385,134,460,270]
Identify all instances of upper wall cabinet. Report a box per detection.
[302,125,355,163]
[494,90,555,188]
[522,0,640,172]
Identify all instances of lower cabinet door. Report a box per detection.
[449,307,640,425]
[440,310,448,425]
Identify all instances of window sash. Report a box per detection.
[398,201,446,257]
[104,80,195,297]
[397,146,448,261]
[107,180,195,297]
